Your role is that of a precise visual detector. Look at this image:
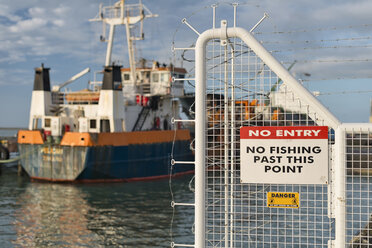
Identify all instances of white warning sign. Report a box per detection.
[240,126,329,184]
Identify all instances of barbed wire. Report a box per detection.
[261,36,372,45]
[253,23,372,35]
[182,53,372,84]
[301,75,372,81]
[314,90,372,96]
[270,44,372,53]
[283,58,372,64]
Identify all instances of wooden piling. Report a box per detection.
[17,161,23,176]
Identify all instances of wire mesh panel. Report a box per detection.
[339,125,372,247]
[199,31,336,247]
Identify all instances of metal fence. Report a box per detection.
[172,17,372,248]
[336,124,372,247]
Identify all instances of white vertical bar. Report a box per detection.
[223,44,229,248]
[229,45,235,248]
[370,99,372,123]
[105,25,115,66]
[233,3,237,28]
[334,126,346,247]
[195,28,209,248]
[120,0,124,19]
[212,4,216,29]
[125,19,137,86]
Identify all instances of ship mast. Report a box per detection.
[90,0,157,85]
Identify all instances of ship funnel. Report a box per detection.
[33,63,51,91]
[102,65,122,90]
[28,63,52,130]
[98,65,125,132]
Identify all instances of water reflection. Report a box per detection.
[4,172,194,247]
[13,184,100,247]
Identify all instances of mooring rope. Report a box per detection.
[0,145,39,164]
[0,156,20,164]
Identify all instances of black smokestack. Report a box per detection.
[33,63,50,91]
[102,65,122,90]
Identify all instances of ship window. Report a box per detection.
[100,119,111,133]
[160,72,169,82]
[152,73,159,83]
[178,74,185,83]
[123,73,130,81]
[90,119,96,129]
[32,118,42,130]
[44,118,51,128]
[142,71,150,83]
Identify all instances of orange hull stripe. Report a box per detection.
[18,130,44,144]
[97,129,191,146]
[19,129,190,147]
[60,132,95,146]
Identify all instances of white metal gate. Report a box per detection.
[194,21,338,248]
[172,9,372,248]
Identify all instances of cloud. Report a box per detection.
[52,19,64,27]
[0,0,101,64]
[28,7,45,16]
[0,3,22,23]
[53,5,69,16]
[0,0,371,126]
[9,17,47,32]
[313,1,372,23]
[1,0,372,77]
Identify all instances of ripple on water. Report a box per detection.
[0,169,194,247]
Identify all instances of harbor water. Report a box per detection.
[0,166,194,247]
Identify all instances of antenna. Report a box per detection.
[90,0,158,86]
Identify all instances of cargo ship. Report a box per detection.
[17,0,194,182]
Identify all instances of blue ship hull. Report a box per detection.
[18,130,194,182]
[79,140,194,181]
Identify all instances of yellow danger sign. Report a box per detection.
[267,192,300,208]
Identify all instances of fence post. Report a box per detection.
[334,126,346,247]
[195,29,212,248]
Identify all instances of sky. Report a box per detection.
[0,0,371,127]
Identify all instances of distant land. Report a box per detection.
[0,127,26,130]
[0,127,24,137]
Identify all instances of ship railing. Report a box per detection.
[52,92,65,105]
[89,80,102,92]
[101,3,144,20]
[52,91,100,105]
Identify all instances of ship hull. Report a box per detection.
[18,130,194,182]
